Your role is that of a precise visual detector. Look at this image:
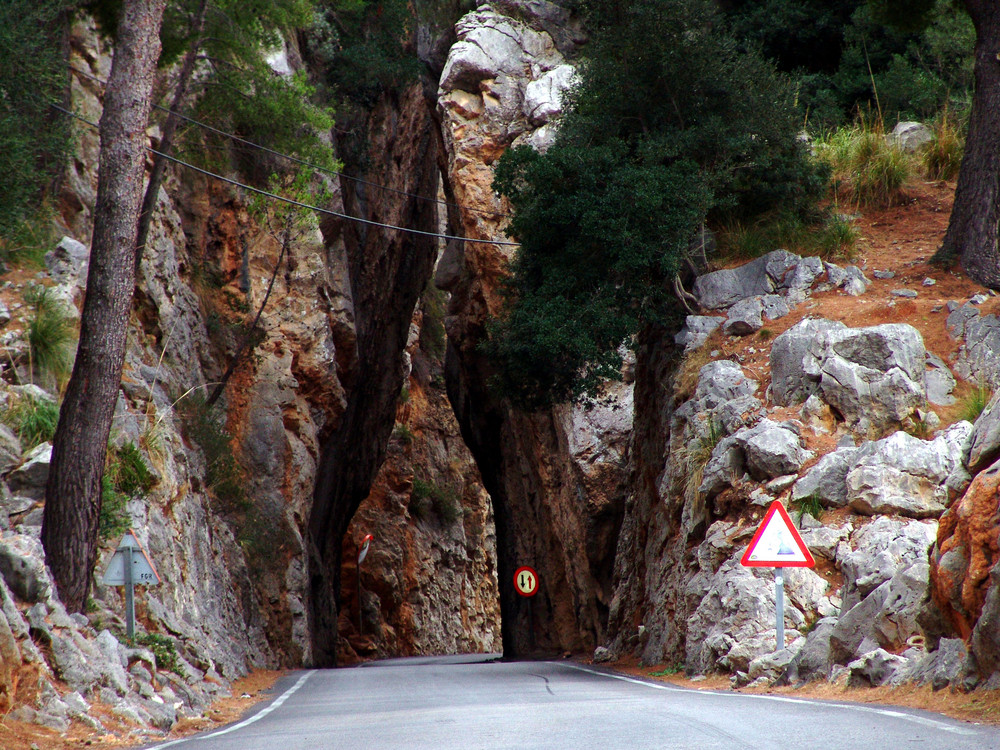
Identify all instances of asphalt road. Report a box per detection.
[144,655,999,750]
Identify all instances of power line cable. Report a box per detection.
[67,64,511,220]
[50,103,520,247]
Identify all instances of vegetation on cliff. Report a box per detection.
[488,0,824,407]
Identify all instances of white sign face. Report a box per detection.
[101,531,161,585]
[741,501,815,568]
[358,535,372,565]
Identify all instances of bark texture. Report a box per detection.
[307,82,442,666]
[42,0,166,613]
[939,1,1000,289]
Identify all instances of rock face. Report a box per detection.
[770,320,927,434]
[438,3,628,656]
[0,11,507,736]
[605,239,1000,691]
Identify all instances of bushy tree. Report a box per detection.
[0,0,74,236]
[487,0,823,408]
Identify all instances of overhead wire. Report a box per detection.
[66,64,511,220]
[51,103,520,247]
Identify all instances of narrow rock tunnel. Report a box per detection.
[306,66,629,665]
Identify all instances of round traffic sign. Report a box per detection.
[514,566,538,597]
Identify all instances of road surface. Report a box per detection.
[144,655,998,750]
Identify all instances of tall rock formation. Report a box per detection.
[436,2,630,656]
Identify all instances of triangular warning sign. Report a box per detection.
[741,501,815,568]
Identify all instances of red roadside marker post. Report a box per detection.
[740,501,815,652]
[357,534,373,636]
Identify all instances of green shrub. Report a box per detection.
[23,283,76,388]
[419,284,447,360]
[392,423,414,445]
[2,393,59,449]
[410,476,462,525]
[177,395,246,510]
[100,442,157,541]
[133,632,183,675]
[0,204,57,270]
[99,475,131,541]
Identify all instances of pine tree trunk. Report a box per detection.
[938,1,1000,289]
[42,0,166,614]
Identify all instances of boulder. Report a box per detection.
[674,315,723,353]
[847,648,909,687]
[523,64,577,125]
[783,256,826,304]
[45,236,90,286]
[685,557,805,674]
[924,353,956,406]
[6,443,52,500]
[947,304,1000,388]
[770,318,846,405]
[791,446,860,508]
[0,535,52,603]
[820,324,927,433]
[892,638,969,690]
[824,262,870,296]
[845,425,972,518]
[971,562,1000,680]
[439,7,562,93]
[693,250,800,310]
[735,419,812,480]
[890,121,933,153]
[783,617,837,684]
[0,424,22,475]
[692,360,758,408]
[723,297,765,335]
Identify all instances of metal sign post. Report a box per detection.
[101,530,160,641]
[775,570,784,652]
[740,502,814,652]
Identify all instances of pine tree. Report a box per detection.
[42,0,167,613]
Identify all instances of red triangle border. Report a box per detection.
[740,501,816,568]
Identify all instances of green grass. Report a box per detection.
[815,115,910,208]
[792,493,823,525]
[648,665,683,677]
[922,108,964,181]
[959,382,993,424]
[2,392,59,449]
[22,283,76,388]
[717,211,858,262]
[680,417,722,504]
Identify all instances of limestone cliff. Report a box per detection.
[436,2,629,657]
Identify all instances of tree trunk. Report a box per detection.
[42,0,166,614]
[936,2,1000,289]
[307,82,441,666]
[134,0,209,272]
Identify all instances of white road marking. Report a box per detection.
[146,670,316,749]
[557,663,980,736]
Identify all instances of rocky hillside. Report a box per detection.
[2,1,1000,746]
